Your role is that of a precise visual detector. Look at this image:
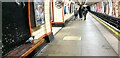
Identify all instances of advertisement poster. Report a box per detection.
[108,0,113,16]
[112,0,119,18]
[92,5,95,11]
[104,2,106,14]
[91,5,94,11]
[97,3,101,13]
[64,1,69,14]
[115,0,119,18]
[101,2,105,13]
[64,5,66,14]
[94,4,97,12]
[34,0,45,27]
[70,2,74,13]
[118,0,120,18]
[105,2,109,15]
[112,2,116,17]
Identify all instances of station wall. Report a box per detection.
[90,0,120,18]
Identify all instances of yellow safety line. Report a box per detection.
[91,13,120,37]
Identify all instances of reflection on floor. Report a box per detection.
[36,13,118,56]
[52,27,62,35]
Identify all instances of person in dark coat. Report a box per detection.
[82,7,88,20]
[78,5,82,20]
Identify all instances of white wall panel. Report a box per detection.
[45,0,51,33]
[53,0,63,22]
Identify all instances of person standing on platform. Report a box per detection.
[78,5,82,20]
[82,7,88,20]
[74,8,78,20]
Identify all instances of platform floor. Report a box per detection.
[36,13,118,56]
[52,27,62,35]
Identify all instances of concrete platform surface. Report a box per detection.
[36,13,118,56]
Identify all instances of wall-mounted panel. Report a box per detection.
[53,0,64,22]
